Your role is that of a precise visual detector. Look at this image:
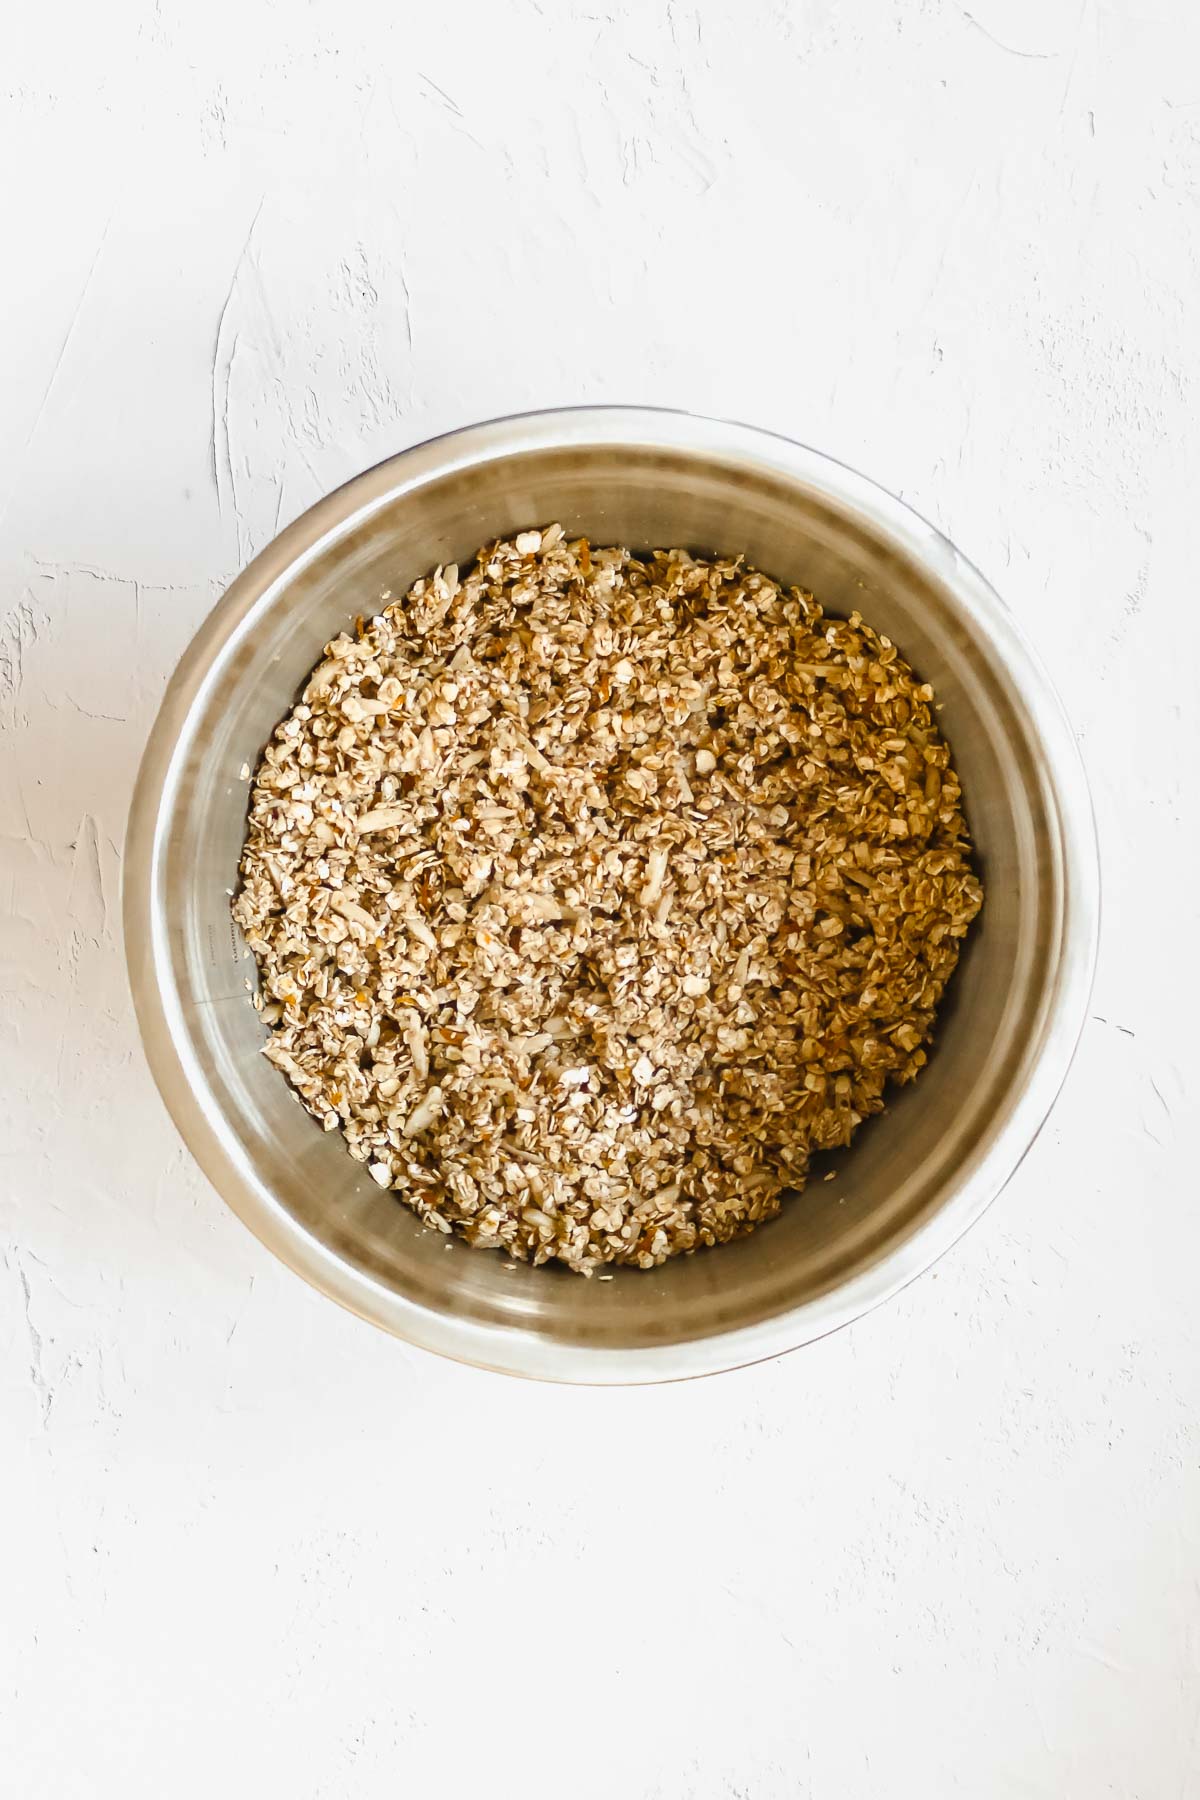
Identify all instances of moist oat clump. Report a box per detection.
[233,527,983,1274]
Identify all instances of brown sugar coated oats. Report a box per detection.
[233,526,983,1275]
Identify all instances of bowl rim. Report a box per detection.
[123,405,1100,1383]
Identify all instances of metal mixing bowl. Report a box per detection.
[124,408,1099,1382]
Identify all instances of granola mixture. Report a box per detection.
[233,527,983,1274]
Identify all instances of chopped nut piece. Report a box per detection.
[356,804,410,833]
[403,1086,444,1138]
[641,845,670,908]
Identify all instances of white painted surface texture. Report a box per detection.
[3,3,1199,1795]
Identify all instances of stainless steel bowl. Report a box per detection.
[124,408,1099,1382]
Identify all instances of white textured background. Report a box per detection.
[4,2,1199,1795]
